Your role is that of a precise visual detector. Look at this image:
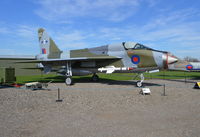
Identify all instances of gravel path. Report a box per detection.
[0,79,200,137]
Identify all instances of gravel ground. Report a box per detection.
[0,79,200,137]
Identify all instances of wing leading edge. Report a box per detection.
[18,56,122,64]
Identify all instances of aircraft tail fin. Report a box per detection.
[38,28,61,59]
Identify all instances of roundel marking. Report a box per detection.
[186,65,193,70]
[131,55,140,64]
[41,40,48,44]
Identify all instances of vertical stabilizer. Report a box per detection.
[38,28,61,59]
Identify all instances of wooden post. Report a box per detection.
[56,88,63,102]
[184,72,187,83]
[162,84,166,96]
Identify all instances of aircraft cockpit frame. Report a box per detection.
[122,42,152,50]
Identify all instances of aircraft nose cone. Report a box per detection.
[167,55,178,64]
[163,53,178,69]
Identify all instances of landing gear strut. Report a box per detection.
[135,73,144,87]
[91,73,99,82]
[65,61,73,86]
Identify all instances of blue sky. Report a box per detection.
[0,0,200,59]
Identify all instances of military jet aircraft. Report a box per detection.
[35,28,178,87]
[168,59,200,71]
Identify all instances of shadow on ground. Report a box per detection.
[156,74,200,80]
[0,85,15,89]
[32,76,162,87]
[151,76,200,84]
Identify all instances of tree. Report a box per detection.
[184,56,199,62]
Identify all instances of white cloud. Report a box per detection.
[55,31,87,42]
[84,8,200,59]
[0,24,38,40]
[1,1,200,59]
[16,25,38,39]
[53,30,90,49]
[146,0,158,7]
[34,0,141,22]
[0,24,39,55]
[176,46,200,59]
[0,27,10,34]
[0,49,17,55]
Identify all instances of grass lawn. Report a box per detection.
[16,71,200,84]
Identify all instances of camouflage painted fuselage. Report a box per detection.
[37,28,178,76]
[68,43,163,69]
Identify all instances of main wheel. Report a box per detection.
[136,81,142,87]
[91,74,99,82]
[65,77,72,85]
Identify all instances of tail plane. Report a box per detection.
[38,28,61,59]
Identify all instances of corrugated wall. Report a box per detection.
[0,59,42,76]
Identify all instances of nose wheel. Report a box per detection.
[91,74,99,82]
[136,81,142,87]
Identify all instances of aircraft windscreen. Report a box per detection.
[123,42,152,50]
[123,42,136,50]
[134,43,152,50]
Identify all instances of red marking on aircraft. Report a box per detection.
[187,65,192,69]
[131,55,140,64]
[128,67,134,70]
[42,48,46,54]
[133,57,138,62]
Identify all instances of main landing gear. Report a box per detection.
[65,62,73,86]
[64,62,100,85]
[65,76,72,85]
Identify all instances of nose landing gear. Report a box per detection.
[134,73,144,87]
[91,73,99,82]
[136,81,143,87]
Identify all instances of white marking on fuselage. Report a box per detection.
[152,51,163,68]
[107,43,137,67]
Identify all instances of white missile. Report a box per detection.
[98,66,131,74]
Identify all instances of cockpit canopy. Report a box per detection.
[123,42,153,50]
